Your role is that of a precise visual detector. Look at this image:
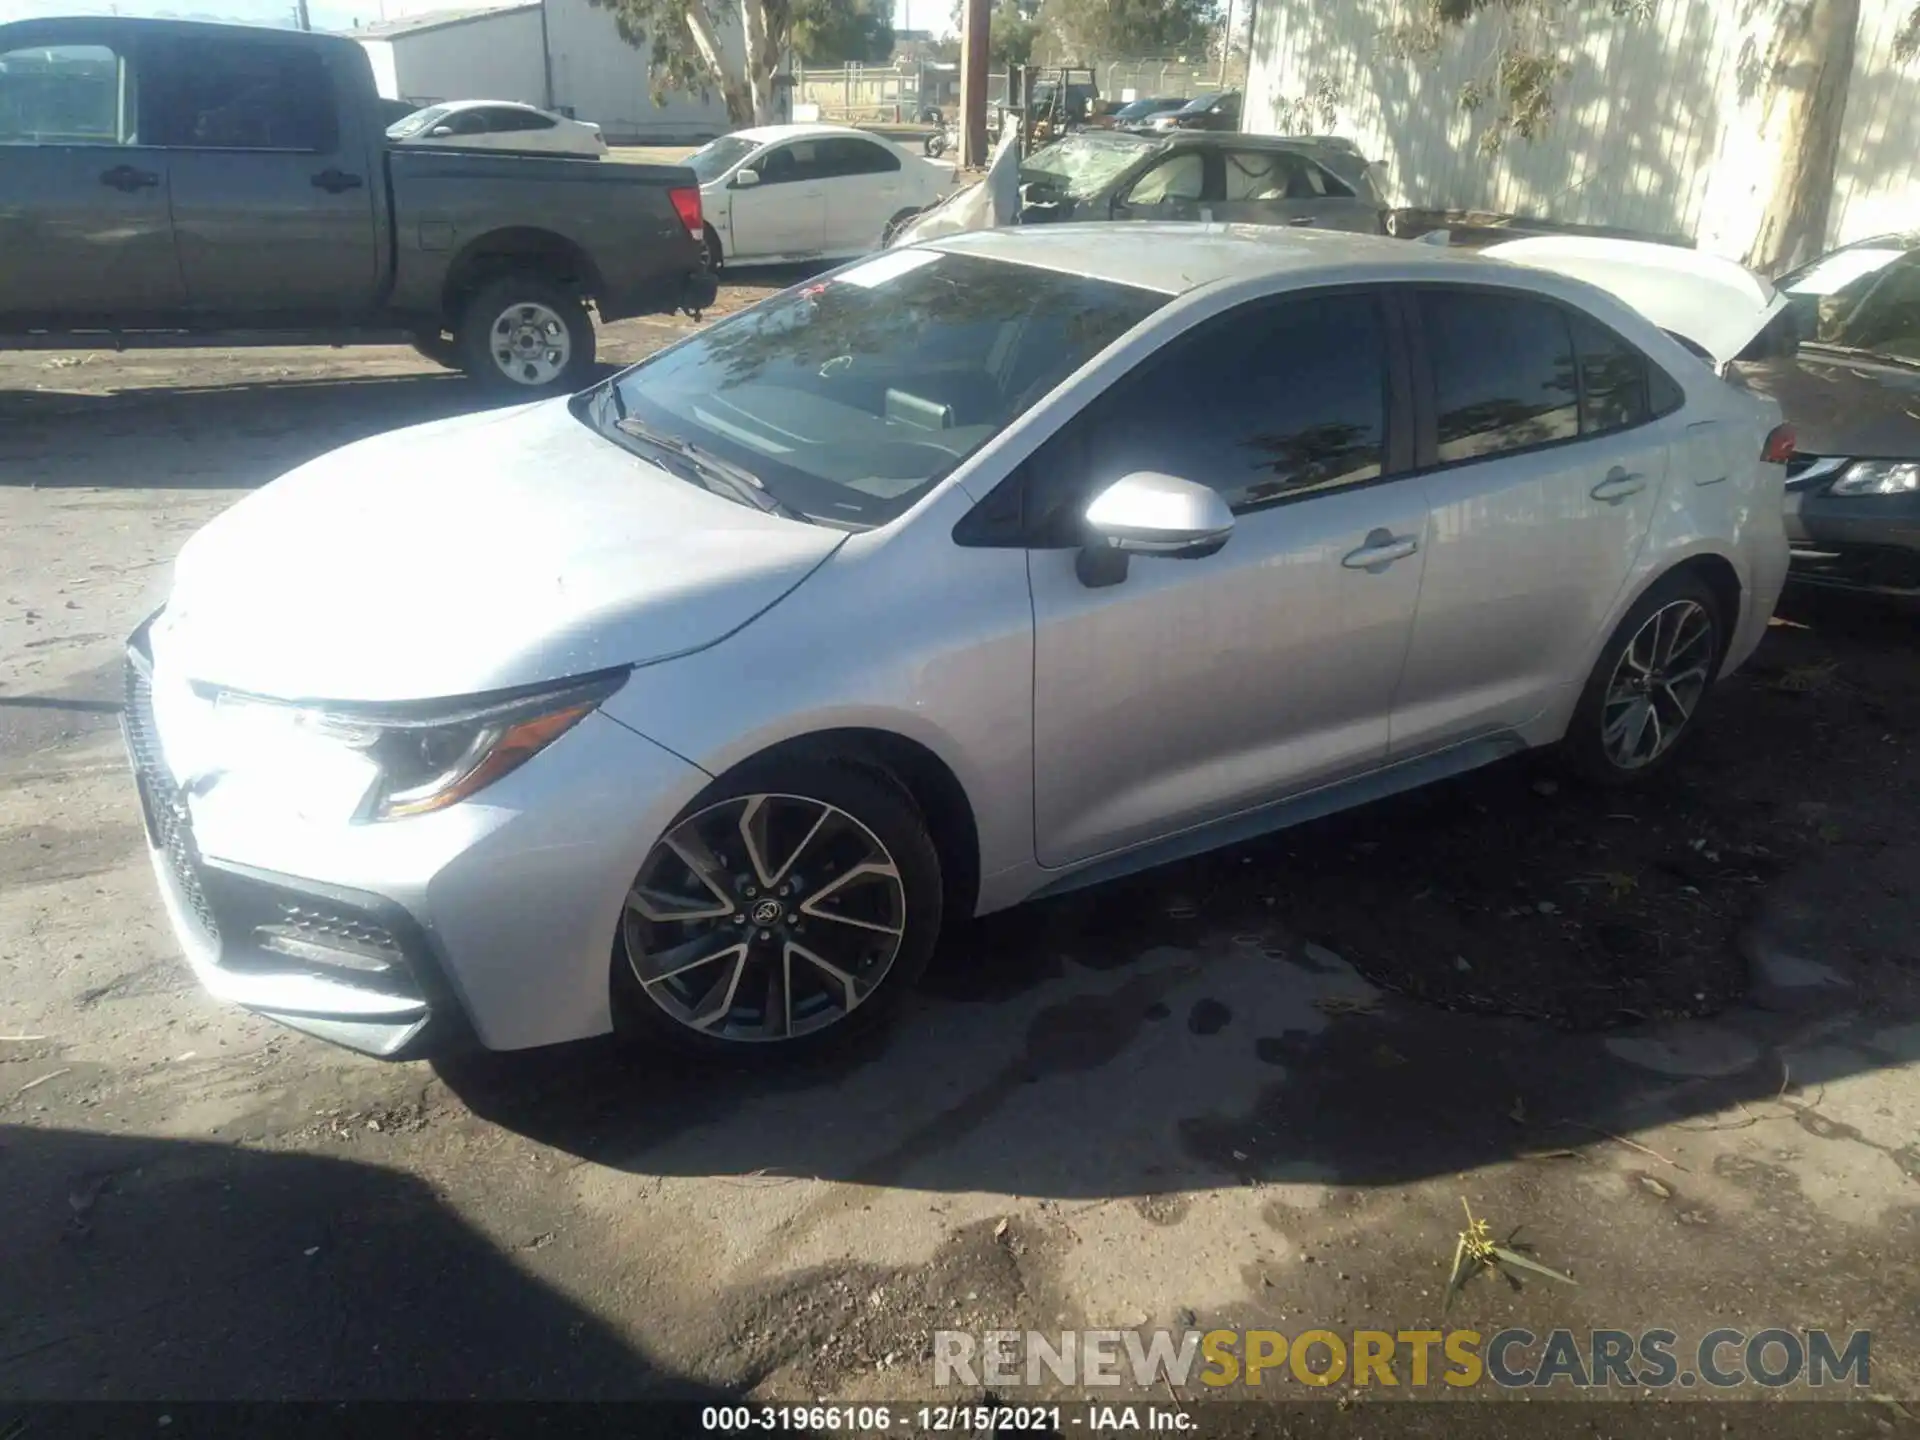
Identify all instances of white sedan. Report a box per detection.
[386,100,607,158]
[684,123,957,269]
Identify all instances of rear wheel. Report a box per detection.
[700,222,724,276]
[410,331,459,370]
[1563,570,1725,785]
[454,273,596,394]
[612,761,943,1059]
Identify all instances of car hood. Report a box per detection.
[1731,350,1920,458]
[1484,236,1789,368]
[158,399,847,703]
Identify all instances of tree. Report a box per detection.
[794,0,894,62]
[945,0,1043,66]
[1033,0,1221,61]
[1392,0,1920,275]
[588,0,787,125]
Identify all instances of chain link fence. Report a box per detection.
[791,56,1249,125]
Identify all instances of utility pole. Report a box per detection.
[957,0,990,168]
[295,0,311,29]
[1218,0,1233,85]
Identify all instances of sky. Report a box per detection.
[0,0,936,36]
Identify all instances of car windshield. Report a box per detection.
[385,105,449,139]
[685,135,760,183]
[1114,98,1177,119]
[1781,239,1920,363]
[594,249,1165,529]
[1021,133,1151,201]
[1177,91,1227,114]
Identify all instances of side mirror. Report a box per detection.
[428,125,455,137]
[1076,471,1234,587]
[732,167,761,188]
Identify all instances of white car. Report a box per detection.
[684,122,956,269]
[124,225,1790,1061]
[386,100,607,158]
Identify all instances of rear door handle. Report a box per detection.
[311,168,364,193]
[1591,467,1646,503]
[100,164,160,192]
[1341,529,1419,569]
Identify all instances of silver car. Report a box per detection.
[125,225,1791,1060]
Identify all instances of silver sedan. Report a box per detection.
[125,225,1791,1060]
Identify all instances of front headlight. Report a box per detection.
[213,669,627,821]
[1829,460,1920,496]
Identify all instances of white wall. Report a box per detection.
[543,0,735,142]
[360,38,400,100]
[366,8,547,108]
[1244,0,1920,259]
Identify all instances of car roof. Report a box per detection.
[729,122,890,145]
[924,222,1489,295]
[432,100,543,113]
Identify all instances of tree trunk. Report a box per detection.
[682,1,757,125]
[740,0,784,124]
[1743,0,1860,276]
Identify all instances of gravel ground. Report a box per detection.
[2,300,1917,1433]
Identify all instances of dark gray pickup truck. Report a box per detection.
[0,16,717,393]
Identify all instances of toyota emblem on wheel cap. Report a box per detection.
[751,898,783,927]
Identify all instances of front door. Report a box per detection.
[0,23,185,322]
[1107,147,1208,224]
[1390,288,1672,754]
[145,32,379,319]
[726,139,827,261]
[1025,289,1427,867]
[815,134,907,255]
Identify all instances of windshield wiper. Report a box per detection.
[610,414,810,523]
[1798,340,1920,371]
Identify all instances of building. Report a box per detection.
[1244,0,1920,261]
[352,0,752,143]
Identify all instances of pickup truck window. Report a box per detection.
[0,39,136,145]
[143,37,336,152]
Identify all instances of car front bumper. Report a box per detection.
[1784,486,1920,595]
[124,633,710,1058]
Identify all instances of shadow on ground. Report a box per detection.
[0,1125,730,1402]
[433,588,1920,1202]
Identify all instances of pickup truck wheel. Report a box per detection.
[456,275,596,394]
[410,332,459,370]
[700,223,724,275]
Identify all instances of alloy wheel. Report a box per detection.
[489,300,571,387]
[1600,599,1715,770]
[623,793,907,1042]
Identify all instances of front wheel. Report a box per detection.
[1562,570,1725,785]
[454,273,596,394]
[612,761,943,1058]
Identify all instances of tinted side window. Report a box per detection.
[758,140,827,184]
[485,108,555,132]
[1034,292,1388,528]
[0,40,133,145]
[145,38,336,151]
[820,137,899,175]
[1421,290,1578,463]
[1569,312,1650,435]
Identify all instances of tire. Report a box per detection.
[410,331,459,370]
[611,758,943,1060]
[924,131,947,158]
[700,222,724,276]
[880,206,923,249]
[1562,569,1726,786]
[453,272,596,395]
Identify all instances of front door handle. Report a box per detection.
[1591,467,1646,503]
[1341,529,1420,570]
[311,168,364,193]
[100,164,160,192]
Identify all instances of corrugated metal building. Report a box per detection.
[1244,0,1920,259]
[353,0,742,142]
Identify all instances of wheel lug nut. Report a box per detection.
[758,929,772,941]
[733,914,746,926]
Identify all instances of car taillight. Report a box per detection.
[1762,424,1796,465]
[668,185,702,236]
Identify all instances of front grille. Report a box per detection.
[124,653,220,945]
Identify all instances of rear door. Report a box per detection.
[726,138,827,260]
[0,20,184,322]
[815,134,905,255]
[146,31,379,319]
[1213,145,1375,232]
[1389,286,1673,755]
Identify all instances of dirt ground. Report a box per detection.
[2,298,1918,1434]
